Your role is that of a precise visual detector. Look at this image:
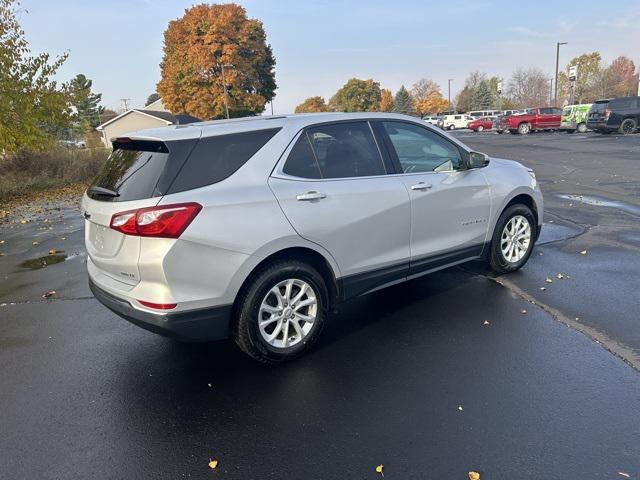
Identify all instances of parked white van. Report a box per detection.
[438,114,474,130]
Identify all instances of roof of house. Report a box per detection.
[96,109,201,130]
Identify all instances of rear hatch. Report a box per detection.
[82,138,195,286]
[588,100,610,121]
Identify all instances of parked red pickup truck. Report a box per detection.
[495,107,562,134]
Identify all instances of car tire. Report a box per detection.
[619,118,637,135]
[477,125,484,132]
[566,129,575,134]
[496,130,504,134]
[233,259,328,364]
[489,204,537,274]
[517,123,531,135]
[576,123,588,133]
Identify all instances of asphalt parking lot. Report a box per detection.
[1,131,639,479]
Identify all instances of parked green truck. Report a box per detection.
[560,104,592,133]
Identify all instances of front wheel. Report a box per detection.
[576,122,588,133]
[477,125,484,132]
[233,260,328,364]
[489,204,537,274]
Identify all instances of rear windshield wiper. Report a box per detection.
[88,186,120,197]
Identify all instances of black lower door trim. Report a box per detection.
[409,244,485,277]
[338,243,486,301]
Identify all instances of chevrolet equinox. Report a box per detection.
[83,113,543,363]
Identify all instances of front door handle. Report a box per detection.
[296,191,327,201]
[410,182,433,191]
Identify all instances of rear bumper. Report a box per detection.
[89,277,232,341]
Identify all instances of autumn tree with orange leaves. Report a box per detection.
[157,3,276,120]
[294,96,328,113]
[379,89,394,112]
[411,78,449,116]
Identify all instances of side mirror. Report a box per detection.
[468,152,490,169]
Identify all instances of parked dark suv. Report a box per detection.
[587,96,640,134]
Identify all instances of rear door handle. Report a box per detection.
[296,191,327,201]
[410,182,433,191]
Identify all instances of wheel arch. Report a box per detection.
[232,246,340,318]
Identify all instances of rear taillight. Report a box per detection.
[110,203,202,238]
[603,108,611,119]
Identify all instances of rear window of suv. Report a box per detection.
[88,129,280,201]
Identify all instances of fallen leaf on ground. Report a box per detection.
[42,290,56,298]
[540,287,546,291]
[545,277,553,283]
[483,320,490,326]
[580,250,587,255]
[556,273,564,279]
[458,405,463,411]
[617,473,630,478]
[208,459,218,469]
[20,219,28,224]
[375,464,384,476]
[32,241,39,245]
[521,309,527,314]
[469,472,480,480]
[0,240,4,244]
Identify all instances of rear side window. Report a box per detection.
[610,97,638,109]
[284,122,385,179]
[89,140,182,202]
[168,128,280,193]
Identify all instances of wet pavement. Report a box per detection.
[1,132,640,479]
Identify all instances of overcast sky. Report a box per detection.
[19,0,640,114]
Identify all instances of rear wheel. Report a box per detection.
[477,125,484,132]
[233,260,328,364]
[619,118,637,134]
[576,122,588,133]
[489,204,536,274]
[517,123,531,135]
[496,130,504,134]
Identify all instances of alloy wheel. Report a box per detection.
[500,215,531,263]
[621,119,635,134]
[258,278,318,349]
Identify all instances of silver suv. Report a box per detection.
[83,113,543,363]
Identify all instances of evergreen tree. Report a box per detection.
[472,81,495,110]
[393,85,414,115]
[145,92,160,106]
[68,74,102,129]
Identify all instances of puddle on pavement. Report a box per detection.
[19,254,67,270]
[537,223,583,244]
[557,194,640,217]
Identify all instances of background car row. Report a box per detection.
[424,95,640,135]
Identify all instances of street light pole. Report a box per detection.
[448,79,453,112]
[218,63,234,119]
[554,42,567,107]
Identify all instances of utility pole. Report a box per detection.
[554,42,567,107]
[447,79,454,112]
[120,98,131,112]
[218,63,234,119]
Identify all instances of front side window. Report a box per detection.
[282,122,385,179]
[382,121,462,173]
